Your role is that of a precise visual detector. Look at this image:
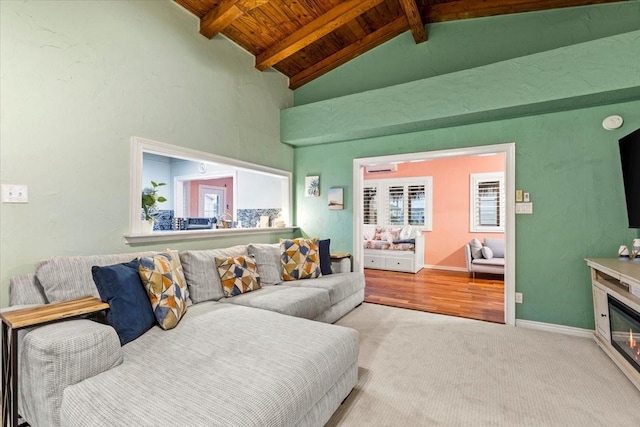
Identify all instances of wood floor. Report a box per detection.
[364,268,505,323]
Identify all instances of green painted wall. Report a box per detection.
[286,5,640,330]
[283,30,640,146]
[295,1,640,106]
[294,101,640,329]
[0,1,293,307]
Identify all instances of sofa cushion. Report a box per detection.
[318,239,332,276]
[484,238,505,258]
[472,257,505,267]
[283,272,364,306]
[280,238,321,281]
[469,238,483,259]
[481,246,494,260]
[92,260,155,345]
[215,255,261,297]
[247,243,282,286]
[35,251,158,303]
[179,245,248,303]
[224,286,331,320]
[138,250,188,330]
[60,303,358,427]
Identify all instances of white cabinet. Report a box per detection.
[592,285,610,341]
[586,258,640,391]
[363,235,425,273]
[364,255,385,269]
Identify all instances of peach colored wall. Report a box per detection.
[364,154,505,269]
[189,178,234,217]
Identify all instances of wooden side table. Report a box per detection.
[1,296,109,427]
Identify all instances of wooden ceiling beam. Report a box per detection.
[398,0,427,43]
[200,0,270,39]
[425,0,624,23]
[289,17,408,90]
[256,0,385,71]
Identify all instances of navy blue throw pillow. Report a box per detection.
[318,239,332,275]
[92,260,155,345]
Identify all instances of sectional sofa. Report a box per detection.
[7,241,365,427]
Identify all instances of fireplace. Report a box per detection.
[608,295,640,373]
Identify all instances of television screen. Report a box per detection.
[619,128,640,228]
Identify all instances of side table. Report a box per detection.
[331,252,353,272]
[1,296,109,427]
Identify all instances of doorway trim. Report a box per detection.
[353,142,516,326]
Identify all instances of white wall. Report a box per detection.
[236,170,286,209]
[0,0,293,307]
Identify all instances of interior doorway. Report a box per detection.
[353,143,516,325]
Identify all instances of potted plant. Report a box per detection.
[141,181,166,233]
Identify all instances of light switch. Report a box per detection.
[515,190,523,202]
[523,192,530,202]
[516,202,533,214]
[1,184,29,203]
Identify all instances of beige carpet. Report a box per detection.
[328,303,640,426]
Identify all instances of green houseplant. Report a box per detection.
[141,181,167,222]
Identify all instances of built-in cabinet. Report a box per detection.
[586,258,640,391]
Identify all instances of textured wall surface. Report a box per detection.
[295,1,640,105]
[293,100,640,330]
[0,1,293,307]
[283,30,640,146]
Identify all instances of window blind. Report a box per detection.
[363,186,378,225]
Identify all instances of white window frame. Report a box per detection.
[364,177,433,230]
[470,172,505,233]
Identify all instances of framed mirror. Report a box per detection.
[129,137,291,237]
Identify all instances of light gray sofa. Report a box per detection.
[464,237,505,277]
[8,243,364,427]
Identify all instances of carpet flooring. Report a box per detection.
[328,303,640,426]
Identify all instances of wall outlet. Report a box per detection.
[1,184,28,203]
[515,292,523,304]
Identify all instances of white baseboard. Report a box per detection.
[424,264,468,273]
[515,319,594,338]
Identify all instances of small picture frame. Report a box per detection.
[305,176,320,197]
[328,187,344,210]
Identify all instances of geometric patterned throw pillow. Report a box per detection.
[215,255,261,298]
[138,250,188,330]
[280,238,321,281]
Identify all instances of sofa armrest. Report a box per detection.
[464,244,472,271]
[19,319,123,427]
[331,258,351,274]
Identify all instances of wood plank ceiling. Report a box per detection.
[174,0,625,89]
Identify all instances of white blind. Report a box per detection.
[408,185,425,226]
[363,177,433,230]
[387,185,405,225]
[470,172,505,231]
[363,185,378,225]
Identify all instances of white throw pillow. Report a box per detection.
[362,224,376,240]
[469,238,483,259]
[481,246,494,259]
[400,225,413,240]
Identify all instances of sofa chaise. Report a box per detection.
[7,241,365,427]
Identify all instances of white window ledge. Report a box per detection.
[124,226,298,245]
